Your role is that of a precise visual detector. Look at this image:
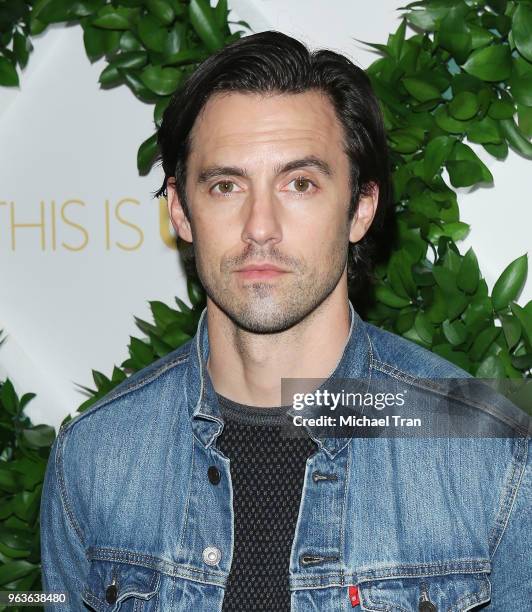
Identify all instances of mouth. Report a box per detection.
[234,264,289,280]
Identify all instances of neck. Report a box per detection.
[206,284,351,407]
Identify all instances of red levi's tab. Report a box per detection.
[348,585,360,607]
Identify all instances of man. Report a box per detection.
[41,31,530,611]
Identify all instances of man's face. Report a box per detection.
[168,90,376,333]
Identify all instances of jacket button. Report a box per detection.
[419,600,437,612]
[208,466,221,485]
[105,583,118,604]
[202,546,221,566]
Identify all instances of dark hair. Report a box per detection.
[155,30,394,288]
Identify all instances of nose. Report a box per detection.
[241,187,282,248]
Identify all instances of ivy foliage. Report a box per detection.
[0,0,247,173]
[361,0,532,379]
[0,370,54,601]
[0,1,532,602]
[0,1,530,395]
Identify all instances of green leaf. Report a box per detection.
[470,326,500,361]
[140,65,181,96]
[500,314,521,349]
[187,278,205,307]
[99,64,122,87]
[483,141,508,160]
[447,142,493,184]
[128,337,155,368]
[446,160,485,187]
[0,560,36,586]
[120,30,142,52]
[21,425,55,448]
[466,116,500,145]
[13,33,31,69]
[92,8,131,29]
[491,254,528,312]
[154,95,171,125]
[510,73,532,107]
[434,106,468,134]
[189,0,224,53]
[449,91,479,120]
[82,23,121,60]
[432,265,459,295]
[403,78,440,102]
[163,323,191,347]
[414,311,434,344]
[374,284,411,308]
[120,69,160,102]
[463,45,512,82]
[389,128,424,154]
[113,51,148,70]
[469,24,495,49]
[137,14,167,52]
[69,0,107,18]
[457,247,479,294]
[488,97,515,120]
[137,133,158,175]
[147,0,175,24]
[510,303,532,349]
[438,4,471,63]
[512,2,532,63]
[425,286,448,323]
[476,354,505,378]
[149,300,178,328]
[1,380,19,415]
[447,291,469,320]
[0,58,19,87]
[83,24,107,61]
[499,118,532,159]
[518,105,532,138]
[35,0,74,23]
[442,319,468,346]
[432,344,471,371]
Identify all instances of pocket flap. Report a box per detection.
[358,572,491,612]
[82,557,160,611]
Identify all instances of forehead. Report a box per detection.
[187,90,346,167]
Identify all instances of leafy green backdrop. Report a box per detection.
[1,0,531,607]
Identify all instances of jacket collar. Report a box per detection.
[185,299,372,459]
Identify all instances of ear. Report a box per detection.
[349,182,379,243]
[167,177,193,243]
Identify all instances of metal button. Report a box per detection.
[419,600,437,612]
[105,583,118,604]
[202,546,221,566]
[208,465,221,485]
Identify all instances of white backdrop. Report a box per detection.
[1,0,530,432]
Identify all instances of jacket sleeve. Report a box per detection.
[487,437,532,608]
[40,426,90,610]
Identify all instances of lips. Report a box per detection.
[236,263,287,272]
[235,263,288,279]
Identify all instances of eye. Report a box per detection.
[286,176,317,194]
[211,180,239,195]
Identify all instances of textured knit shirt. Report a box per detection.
[215,392,318,611]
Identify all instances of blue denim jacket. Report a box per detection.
[40,301,531,611]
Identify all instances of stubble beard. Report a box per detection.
[193,239,349,335]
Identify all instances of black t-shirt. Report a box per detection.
[215,393,318,611]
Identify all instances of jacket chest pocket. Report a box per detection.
[81,558,160,612]
[358,572,491,612]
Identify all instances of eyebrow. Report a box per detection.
[196,155,333,184]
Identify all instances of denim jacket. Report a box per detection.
[40,301,531,611]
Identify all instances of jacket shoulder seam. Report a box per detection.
[371,359,529,436]
[60,351,191,435]
[55,426,87,548]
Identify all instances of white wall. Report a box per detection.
[0,1,530,432]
